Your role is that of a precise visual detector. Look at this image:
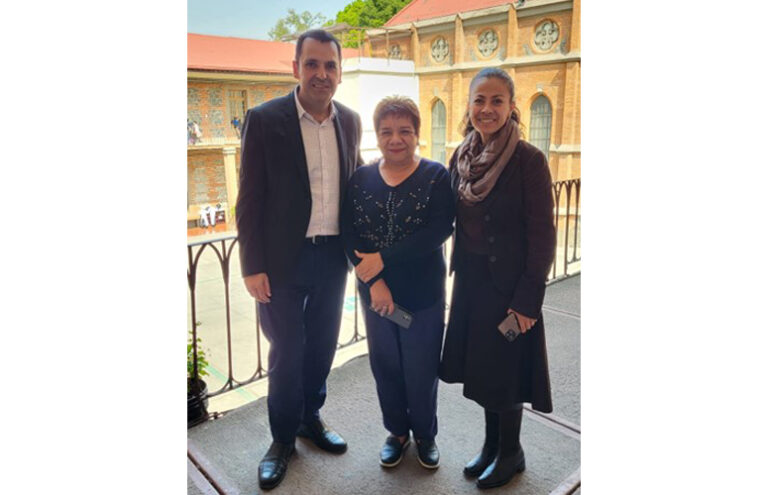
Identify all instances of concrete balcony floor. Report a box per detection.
[188,275,580,495]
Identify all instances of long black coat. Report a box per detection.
[235,90,363,285]
[439,139,556,413]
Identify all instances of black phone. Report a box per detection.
[497,312,521,342]
[383,304,414,329]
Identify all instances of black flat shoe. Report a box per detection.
[416,439,440,469]
[296,418,348,454]
[477,447,525,489]
[258,442,294,490]
[463,444,498,478]
[380,435,410,467]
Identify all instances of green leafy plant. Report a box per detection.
[268,9,328,41]
[188,322,209,381]
[333,0,410,47]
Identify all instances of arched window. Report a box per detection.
[431,99,446,164]
[529,95,552,160]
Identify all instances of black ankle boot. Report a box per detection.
[464,409,499,477]
[477,405,525,489]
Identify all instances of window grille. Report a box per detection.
[529,95,552,160]
[431,99,447,164]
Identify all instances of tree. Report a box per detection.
[333,0,410,47]
[268,9,328,41]
[358,0,411,28]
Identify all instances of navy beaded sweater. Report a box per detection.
[341,158,455,311]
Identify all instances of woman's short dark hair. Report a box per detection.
[373,96,421,137]
[295,29,342,62]
[460,67,524,137]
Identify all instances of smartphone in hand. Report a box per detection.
[497,312,521,342]
[383,304,414,329]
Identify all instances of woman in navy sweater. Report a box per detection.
[341,96,454,470]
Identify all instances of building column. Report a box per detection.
[222,147,238,219]
[362,32,371,57]
[450,71,464,154]
[410,24,420,65]
[507,4,519,59]
[454,16,464,65]
[570,0,580,52]
[559,61,580,180]
[449,15,465,159]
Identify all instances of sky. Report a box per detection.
[188,0,356,40]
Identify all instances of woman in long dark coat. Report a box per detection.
[439,68,556,489]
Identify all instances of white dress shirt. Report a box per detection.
[294,88,341,237]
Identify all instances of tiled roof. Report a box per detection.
[385,0,513,26]
[188,33,359,74]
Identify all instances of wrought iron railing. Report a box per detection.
[187,234,365,403]
[549,178,581,282]
[187,178,580,411]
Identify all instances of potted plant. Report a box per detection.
[188,322,210,427]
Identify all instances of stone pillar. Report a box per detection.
[362,33,371,57]
[560,61,580,180]
[451,15,464,149]
[222,147,238,219]
[570,0,580,52]
[507,4,518,59]
[410,24,420,66]
[454,16,464,65]
[451,71,464,146]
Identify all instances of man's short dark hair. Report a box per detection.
[295,29,342,62]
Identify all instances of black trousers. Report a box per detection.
[258,237,348,443]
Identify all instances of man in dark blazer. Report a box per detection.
[235,29,363,490]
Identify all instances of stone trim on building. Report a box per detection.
[188,71,296,83]
[414,51,580,74]
[476,29,500,58]
[516,0,573,19]
[388,44,403,59]
[550,144,580,154]
[533,19,560,52]
[430,36,450,63]
[462,12,509,27]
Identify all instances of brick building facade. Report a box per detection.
[187,0,581,226]
[366,0,580,181]
[187,34,304,225]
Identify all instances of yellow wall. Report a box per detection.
[369,35,412,60]
[369,3,580,180]
[188,80,295,140]
[187,79,295,220]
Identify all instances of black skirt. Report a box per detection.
[439,247,553,413]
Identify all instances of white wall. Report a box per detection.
[335,57,418,163]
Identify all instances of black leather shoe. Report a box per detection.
[476,447,525,489]
[380,435,410,467]
[258,442,294,490]
[464,444,498,478]
[296,418,348,454]
[415,439,440,469]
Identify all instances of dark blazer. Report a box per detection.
[236,90,363,285]
[449,140,556,318]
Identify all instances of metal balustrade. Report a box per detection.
[187,178,580,409]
